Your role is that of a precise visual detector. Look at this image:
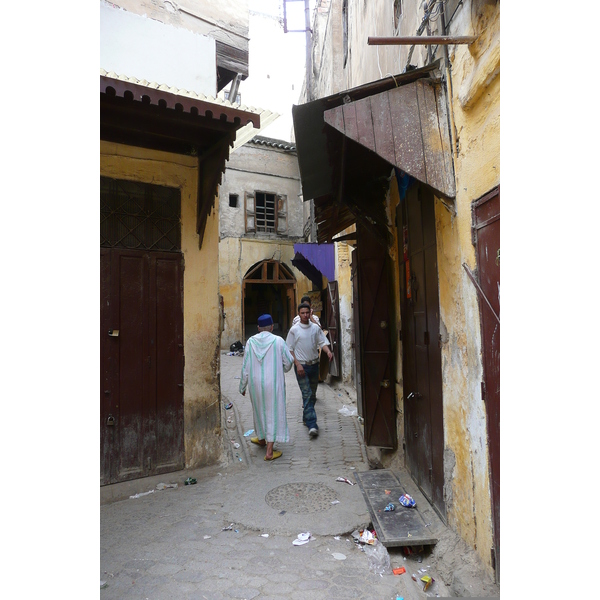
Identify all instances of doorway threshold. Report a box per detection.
[354,469,442,547]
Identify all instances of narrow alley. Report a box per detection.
[100,353,499,599]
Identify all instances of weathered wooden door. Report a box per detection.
[100,176,184,485]
[351,249,363,416]
[473,186,500,578]
[397,184,445,518]
[326,281,341,376]
[101,249,185,485]
[356,223,396,448]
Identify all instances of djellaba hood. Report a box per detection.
[246,331,277,362]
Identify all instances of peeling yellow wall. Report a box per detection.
[218,238,313,347]
[334,241,354,383]
[100,141,223,469]
[435,0,500,572]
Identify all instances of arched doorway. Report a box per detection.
[243,260,296,341]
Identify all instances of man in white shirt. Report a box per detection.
[286,303,332,437]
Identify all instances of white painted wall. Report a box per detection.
[100,3,217,94]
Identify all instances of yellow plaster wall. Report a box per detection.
[100,141,223,469]
[433,1,500,572]
[334,241,354,384]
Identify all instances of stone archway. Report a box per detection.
[242,260,297,341]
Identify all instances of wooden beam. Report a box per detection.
[368,36,476,46]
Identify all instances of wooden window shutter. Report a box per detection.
[245,191,256,233]
[276,194,287,234]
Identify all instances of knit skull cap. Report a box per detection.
[257,314,273,327]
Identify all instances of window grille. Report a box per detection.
[255,192,276,233]
[100,177,181,252]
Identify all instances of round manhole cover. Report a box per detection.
[265,482,339,514]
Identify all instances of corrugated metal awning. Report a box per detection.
[292,61,455,244]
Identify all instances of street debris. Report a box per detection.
[184,477,197,485]
[230,440,240,449]
[260,534,269,538]
[421,575,434,591]
[243,429,254,437]
[384,503,396,512]
[156,483,178,490]
[229,341,243,353]
[129,490,154,499]
[203,535,211,539]
[399,493,416,508]
[224,402,233,409]
[222,523,234,531]
[331,500,340,505]
[338,405,357,417]
[393,567,406,575]
[331,552,346,560]
[336,476,355,486]
[100,581,107,589]
[292,532,312,546]
[364,540,392,575]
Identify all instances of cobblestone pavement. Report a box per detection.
[100,354,461,599]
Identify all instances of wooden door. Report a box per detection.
[100,248,184,485]
[326,281,341,376]
[351,249,363,416]
[397,184,445,518]
[356,223,396,449]
[473,186,500,578]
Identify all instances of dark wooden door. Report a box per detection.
[100,248,184,485]
[397,184,445,518]
[473,186,500,579]
[351,249,363,417]
[326,281,341,376]
[356,223,396,449]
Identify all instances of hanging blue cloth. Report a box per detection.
[394,168,412,201]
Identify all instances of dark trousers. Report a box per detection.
[294,363,319,430]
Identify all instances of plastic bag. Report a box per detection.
[338,405,358,417]
[364,541,392,575]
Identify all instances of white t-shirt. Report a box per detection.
[285,322,329,363]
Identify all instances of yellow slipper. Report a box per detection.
[264,450,282,461]
[250,437,266,446]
